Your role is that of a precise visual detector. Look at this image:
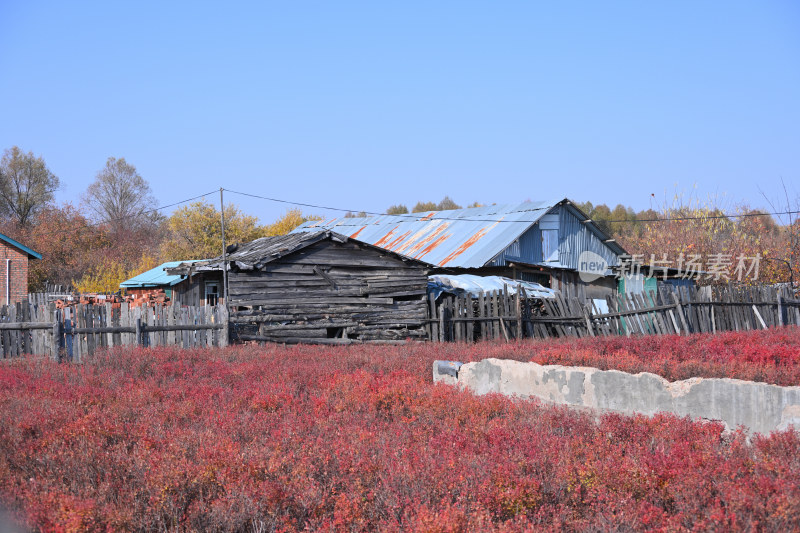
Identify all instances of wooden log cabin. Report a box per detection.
[169,231,431,344]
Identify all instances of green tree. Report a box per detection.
[0,146,60,225]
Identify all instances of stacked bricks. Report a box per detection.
[123,288,171,307]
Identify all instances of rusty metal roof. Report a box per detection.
[292,200,563,268]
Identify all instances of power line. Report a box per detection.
[223,188,552,222]
[603,209,800,224]
[223,188,800,225]
[6,189,219,240]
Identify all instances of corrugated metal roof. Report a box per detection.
[292,200,562,268]
[120,260,204,288]
[171,230,430,272]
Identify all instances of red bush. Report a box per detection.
[427,326,800,386]
[0,330,798,531]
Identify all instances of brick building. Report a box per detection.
[0,233,42,305]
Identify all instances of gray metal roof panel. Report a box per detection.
[293,200,560,268]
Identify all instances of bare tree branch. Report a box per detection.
[0,146,59,225]
[84,157,159,231]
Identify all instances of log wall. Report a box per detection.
[229,240,429,344]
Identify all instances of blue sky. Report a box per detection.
[1,1,798,223]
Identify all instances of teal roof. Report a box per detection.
[0,233,42,259]
[120,260,203,289]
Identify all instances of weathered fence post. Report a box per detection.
[777,295,784,327]
[438,303,446,342]
[51,320,60,361]
[752,305,767,329]
[671,293,691,335]
[582,304,595,338]
[135,318,142,346]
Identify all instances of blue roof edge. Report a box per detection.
[0,232,42,259]
[119,260,205,289]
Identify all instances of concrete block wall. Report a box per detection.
[433,359,800,434]
[0,243,30,305]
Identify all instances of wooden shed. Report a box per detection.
[171,231,431,344]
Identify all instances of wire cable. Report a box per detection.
[223,188,800,225]
[224,188,552,222]
[4,189,219,240]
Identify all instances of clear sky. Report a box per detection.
[1,1,798,223]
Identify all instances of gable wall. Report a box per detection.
[558,205,620,269]
[486,224,544,267]
[0,242,30,305]
[487,205,621,270]
[229,240,429,343]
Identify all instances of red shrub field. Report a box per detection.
[1,329,799,531]
[452,327,800,386]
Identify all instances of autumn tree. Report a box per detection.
[411,197,461,213]
[263,209,319,236]
[84,157,159,232]
[412,201,438,213]
[0,203,109,291]
[0,146,60,225]
[437,196,461,211]
[386,204,409,215]
[74,254,160,294]
[159,201,264,261]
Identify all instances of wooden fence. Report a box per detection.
[429,285,800,341]
[0,302,229,361]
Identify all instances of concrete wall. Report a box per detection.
[433,359,800,434]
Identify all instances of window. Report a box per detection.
[204,282,219,306]
[541,229,559,262]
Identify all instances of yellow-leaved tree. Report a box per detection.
[74,254,161,294]
[161,203,321,262]
[263,209,320,237]
[160,201,265,261]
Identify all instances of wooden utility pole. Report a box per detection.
[220,188,229,307]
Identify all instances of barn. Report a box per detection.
[293,198,627,300]
[169,230,431,344]
[0,232,41,305]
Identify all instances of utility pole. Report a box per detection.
[220,188,229,308]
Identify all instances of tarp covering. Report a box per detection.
[428,274,556,300]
